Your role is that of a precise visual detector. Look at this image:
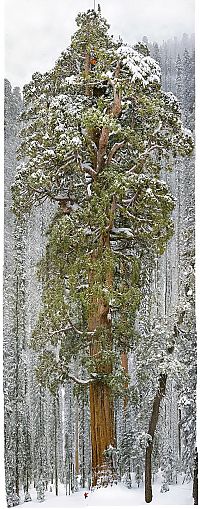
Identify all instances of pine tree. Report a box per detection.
[175,54,183,107]
[4,80,30,504]
[12,9,193,487]
[151,43,161,66]
[182,49,195,129]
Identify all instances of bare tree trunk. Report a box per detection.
[81,397,86,488]
[68,458,71,496]
[145,374,167,503]
[75,407,79,478]
[178,408,182,459]
[54,396,58,496]
[193,448,198,505]
[15,275,20,497]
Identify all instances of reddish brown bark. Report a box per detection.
[88,235,115,485]
[90,381,114,485]
[96,127,110,173]
[86,61,122,485]
[121,352,128,372]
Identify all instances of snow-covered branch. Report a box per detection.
[111,227,134,239]
[68,373,97,385]
[67,316,96,336]
[49,317,96,337]
[79,161,97,179]
[49,326,71,336]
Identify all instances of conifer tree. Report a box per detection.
[182,49,195,129]
[4,80,30,504]
[176,54,183,107]
[12,8,193,486]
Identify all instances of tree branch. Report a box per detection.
[106,141,125,166]
[78,160,97,179]
[50,317,96,337]
[96,126,110,173]
[68,373,97,385]
[67,316,96,336]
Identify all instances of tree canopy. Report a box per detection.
[12,8,193,395]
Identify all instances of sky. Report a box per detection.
[4,0,195,89]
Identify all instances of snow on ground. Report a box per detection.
[20,479,193,508]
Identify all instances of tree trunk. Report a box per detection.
[81,397,86,488]
[75,407,79,477]
[68,458,71,496]
[145,444,153,503]
[193,448,198,505]
[54,396,58,496]
[89,236,115,485]
[90,381,114,484]
[89,304,114,484]
[86,74,122,482]
[178,408,182,459]
[145,374,167,503]
[15,275,20,497]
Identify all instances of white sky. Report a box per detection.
[4,0,194,89]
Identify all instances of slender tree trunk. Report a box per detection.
[65,466,68,496]
[81,397,86,488]
[54,396,58,496]
[145,374,167,503]
[25,469,28,494]
[68,458,71,496]
[71,460,75,493]
[75,407,79,478]
[178,408,182,459]
[15,275,20,497]
[193,448,198,505]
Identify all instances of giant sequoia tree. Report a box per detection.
[13,8,193,485]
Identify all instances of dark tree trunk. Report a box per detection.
[54,396,58,496]
[145,374,167,503]
[178,408,182,459]
[193,448,198,505]
[82,398,86,488]
[15,275,20,497]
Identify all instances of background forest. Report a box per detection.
[4,9,196,507]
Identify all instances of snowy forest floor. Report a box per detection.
[20,477,193,507]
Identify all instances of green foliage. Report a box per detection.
[13,8,193,395]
